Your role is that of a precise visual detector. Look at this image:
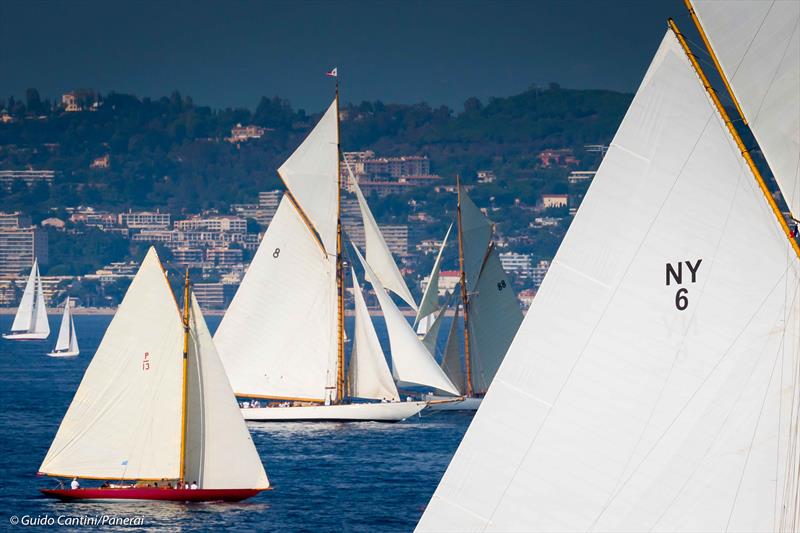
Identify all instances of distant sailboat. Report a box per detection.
[418,13,800,532]
[40,248,270,502]
[3,259,49,341]
[426,182,524,411]
[214,84,434,422]
[47,297,79,357]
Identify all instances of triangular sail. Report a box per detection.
[32,265,49,335]
[184,294,270,489]
[215,196,338,403]
[416,223,453,330]
[418,30,800,532]
[68,313,79,354]
[347,161,417,309]
[466,245,523,395]
[692,0,800,219]
[440,303,465,396]
[39,248,184,480]
[347,268,400,401]
[459,188,492,292]
[354,246,459,396]
[11,261,37,332]
[53,298,71,352]
[277,99,339,253]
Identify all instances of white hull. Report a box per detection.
[47,350,79,358]
[425,396,482,411]
[241,401,427,422]
[3,332,49,341]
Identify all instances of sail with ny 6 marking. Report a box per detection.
[691,0,800,219]
[418,28,800,533]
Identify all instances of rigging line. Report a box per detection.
[594,102,750,530]
[485,71,721,533]
[746,15,799,126]
[723,0,777,92]
[777,279,800,530]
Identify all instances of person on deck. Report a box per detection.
[190,481,198,490]
[70,478,79,490]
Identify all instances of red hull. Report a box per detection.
[41,487,267,502]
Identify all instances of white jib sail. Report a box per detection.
[354,246,459,396]
[215,195,338,402]
[277,99,340,253]
[346,161,417,309]
[416,223,453,329]
[32,263,49,335]
[418,30,800,533]
[348,267,400,401]
[53,297,72,352]
[39,247,184,480]
[184,294,270,490]
[68,311,79,354]
[466,245,523,395]
[692,0,800,219]
[11,260,37,332]
[459,187,493,292]
[440,303,465,396]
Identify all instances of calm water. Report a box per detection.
[0,314,470,532]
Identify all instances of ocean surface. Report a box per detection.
[0,314,471,532]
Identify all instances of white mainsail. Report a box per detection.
[51,297,78,354]
[466,245,523,395]
[692,0,800,219]
[184,294,269,489]
[415,223,453,333]
[39,248,184,480]
[418,29,800,533]
[347,268,400,401]
[214,195,338,402]
[354,246,459,396]
[9,259,49,336]
[347,161,417,309]
[278,99,340,253]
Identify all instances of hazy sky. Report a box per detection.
[1,0,689,112]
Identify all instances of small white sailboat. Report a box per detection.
[47,297,79,357]
[3,258,50,341]
[40,248,270,502]
[214,84,430,422]
[425,183,524,411]
[418,9,800,532]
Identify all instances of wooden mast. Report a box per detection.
[682,0,747,125]
[456,175,474,397]
[178,269,190,484]
[668,18,800,260]
[335,75,346,404]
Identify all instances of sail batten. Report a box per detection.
[417,29,800,532]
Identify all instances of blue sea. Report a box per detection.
[0,314,470,532]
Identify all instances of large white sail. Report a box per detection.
[347,163,417,309]
[39,248,184,480]
[466,245,523,395]
[10,261,37,332]
[347,268,400,401]
[278,99,339,253]
[416,223,453,330]
[53,298,72,352]
[692,0,800,218]
[184,294,270,490]
[418,29,800,533]
[215,195,338,402]
[354,247,459,396]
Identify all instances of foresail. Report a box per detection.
[692,0,800,218]
[459,188,492,291]
[68,313,79,354]
[418,30,800,532]
[416,223,452,327]
[184,294,269,490]
[348,166,417,309]
[441,304,465,396]
[54,299,71,351]
[354,246,459,396]
[466,246,523,395]
[215,196,338,403]
[277,99,339,253]
[10,261,36,332]
[32,264,49,335]
[348,268,400,401]
[39,247,184,480]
